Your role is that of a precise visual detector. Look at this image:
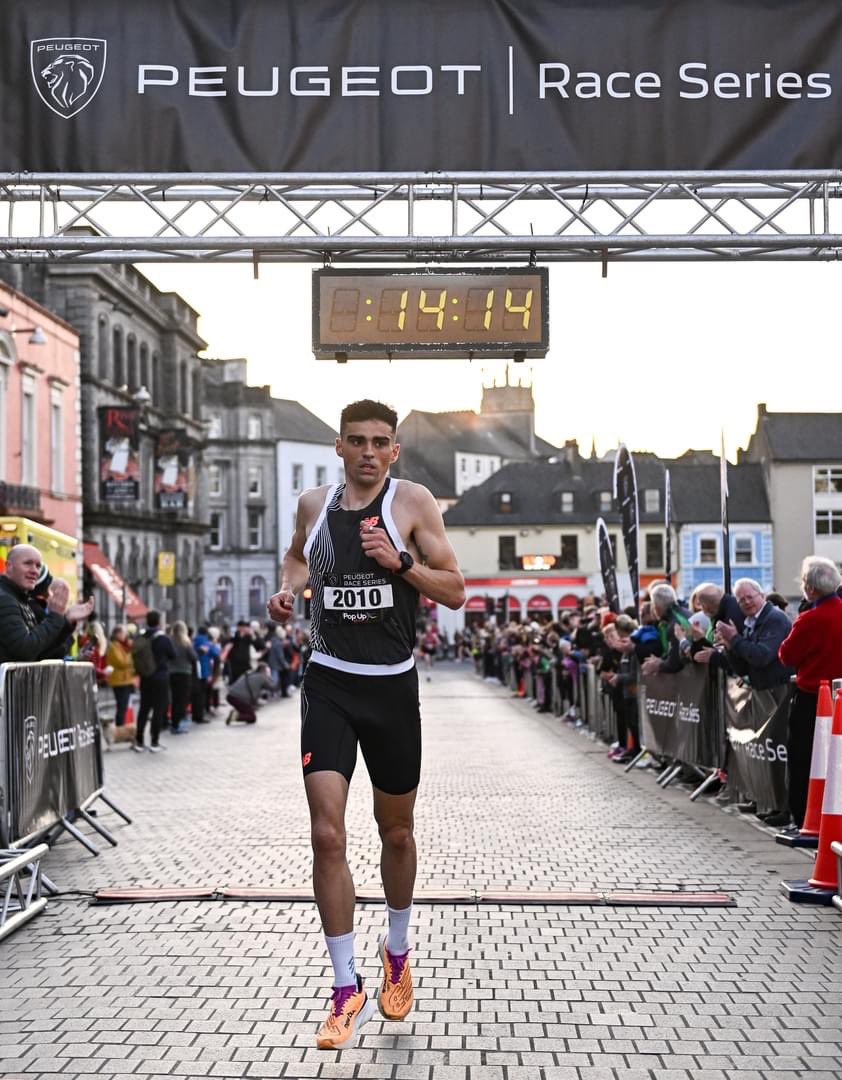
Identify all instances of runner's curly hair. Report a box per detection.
[340,399,398,433]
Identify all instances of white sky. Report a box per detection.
[145,257,842,462]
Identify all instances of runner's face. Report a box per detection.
[336,420,399,486]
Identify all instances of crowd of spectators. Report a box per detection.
[0,542,310,754]
[462,555,842,833]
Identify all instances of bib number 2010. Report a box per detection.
[326,584,393,610]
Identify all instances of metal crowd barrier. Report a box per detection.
[0,844,48,942]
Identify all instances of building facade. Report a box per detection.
[0,282,82,554]
[743,403,842,598]
[1,261,209,626]
[202,359,278,623]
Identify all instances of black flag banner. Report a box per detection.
[8,0,842,172]
[613,444,640,618]
[596,517,620,615]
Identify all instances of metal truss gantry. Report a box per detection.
[3,171,842,264]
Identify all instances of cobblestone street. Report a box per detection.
[2,663,841,1080]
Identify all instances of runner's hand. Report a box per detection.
[360,524,401,572]
[267,589,295,623]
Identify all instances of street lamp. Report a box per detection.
[7,326,47,345]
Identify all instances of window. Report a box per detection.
[699,537,719,564]
[179,361,188,415]
[645,533,664,569]
[21,374,36,485]
[249,576,267,618]
[215,576,234,618]
[814,466,842,494]
[559,535,578,569]
[496,491,513,513]
[560,492,574,513]
[248,465,263,497]
[140,342,149,392]
[316,465,327,486]
[97,316,109,379]
[152,352,161,406]
[599,491,612,512]
[248,413,263,439]
[127,335,137,390]
[248,510,263,549]
[209,511,224,550]
[498,535,517,570]
[815,510,842,535]
[207,413,223,438]
[112,327,124,386]
[644,489,660,513]
[50,386,63,494]
[460,456,468,474]
[192,369,202,420]
[475,458,482,474]
[0,344,9,478]
[292,463,304,492]
[208,464,222,497]
[734,536,754,563]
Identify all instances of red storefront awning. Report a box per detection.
[83,542,148,619]
[558,593,580,610]
[465,596,488,611]
[527,594,553,610]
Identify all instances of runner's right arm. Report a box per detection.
[267,487,322,622]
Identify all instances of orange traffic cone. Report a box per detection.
[782,686,842,904]
[777,680,831,848]
[802,681,833,837]
[808,687,842,889]
[125,703,135,726]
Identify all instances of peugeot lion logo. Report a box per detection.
[31,38,107,119]
[23,716,37,784]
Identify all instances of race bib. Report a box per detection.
[322,572,393,624]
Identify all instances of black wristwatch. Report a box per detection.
[394,551,414,575]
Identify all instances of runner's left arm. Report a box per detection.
[363,485,465,610]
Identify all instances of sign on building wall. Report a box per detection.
[98,406,140,503]
[157,550,176,587]
[154,429,194,511]
[10,1,842,172]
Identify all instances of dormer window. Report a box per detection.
[644,488,660,513]
[497,492,513,513]
[599,491,612,512]
[560,491,574,513]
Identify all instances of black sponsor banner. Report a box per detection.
[596,517,620,615]
[1,661,102,844]
[664,469,673,584]
[724,680,790,812]
[98,406,140,504]
[640,665,721,768]
[7,1,842,172]
[613,444,640,618]
[154,429,194,511]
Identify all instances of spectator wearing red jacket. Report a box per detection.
[779,556,842,828]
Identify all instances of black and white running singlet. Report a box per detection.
[303,477,419,675]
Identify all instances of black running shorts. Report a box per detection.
[300,661,421,795]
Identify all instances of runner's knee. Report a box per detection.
[311,820,346,860]
[378,821,414,853]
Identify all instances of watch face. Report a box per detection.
[400,551,413,573]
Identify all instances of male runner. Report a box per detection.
[267,399,464,1050]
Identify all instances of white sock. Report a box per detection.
[386,903,412,955]
[325,931,356,988]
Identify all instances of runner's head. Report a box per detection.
[337,400,400,487]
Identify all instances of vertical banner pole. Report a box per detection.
[720,431,731,595]
[664,468,672,585]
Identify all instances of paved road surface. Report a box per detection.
[2,663,841,1079]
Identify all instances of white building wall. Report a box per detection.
[454,451,502,496]
[276,439,342,562]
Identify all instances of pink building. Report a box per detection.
[0,283,82,541]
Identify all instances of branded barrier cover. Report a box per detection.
[640,665,721,768]
[0,662,102,846]
[724,681,790,812]
[8,0,842,172]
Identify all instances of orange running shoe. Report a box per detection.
[377,934,414,1020]
[316,976,374,1050]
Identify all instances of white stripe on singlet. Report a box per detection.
[381,477,408,552]
[309,650,415,677]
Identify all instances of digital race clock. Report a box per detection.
[313,268,549,361]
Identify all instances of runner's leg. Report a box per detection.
[306,771,355,939]
[373,786,417,910]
